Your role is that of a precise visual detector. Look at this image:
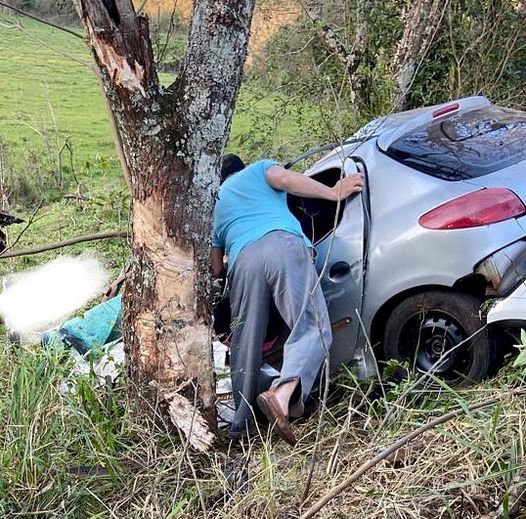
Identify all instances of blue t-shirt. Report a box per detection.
[212,159,311,273]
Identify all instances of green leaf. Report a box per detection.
[512,349,526,368]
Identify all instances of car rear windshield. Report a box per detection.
[385,106,526,181]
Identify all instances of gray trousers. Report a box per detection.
[228,230,332,436]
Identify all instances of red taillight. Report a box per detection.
[419,188,526,230]
[432,102,459,118]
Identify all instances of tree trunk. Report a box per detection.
[79,0,254,452]
[301,0,368,110]
[351,0,373,110]
[392,0,447,110]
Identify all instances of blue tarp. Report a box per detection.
[42,295,122,354]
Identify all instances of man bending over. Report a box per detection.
[211,155,363,445]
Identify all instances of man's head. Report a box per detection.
[220,154,245,184]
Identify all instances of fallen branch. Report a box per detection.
[300,396,503,519]
[0,231,128,259]
[105,270,126,299]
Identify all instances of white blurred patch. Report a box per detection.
[0,254,110,333]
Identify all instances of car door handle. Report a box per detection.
[329,261,351,281]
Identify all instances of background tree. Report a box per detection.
[392,0,447,109]
[255,0,526,132]
[78,0,255,451]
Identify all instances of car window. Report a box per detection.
[287,168,345,243]
[385,106,526,181]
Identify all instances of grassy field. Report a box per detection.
[0,17,114,167]
[0,338,525,518]
[0,14,326,277]
[0,16,319,172]
[0,15,125,276]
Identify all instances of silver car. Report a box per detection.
[282,96,526,386]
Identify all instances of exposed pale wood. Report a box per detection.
[161,387,215,453]
[79,0,255,450]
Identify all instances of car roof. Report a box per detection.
[304,96,491,173]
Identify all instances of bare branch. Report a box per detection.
[1,200,43,255]
[0,231,128,259]
[300,0,359,71]
[393,0,448,109]
[298,0,372,108]
[300,394,513,519]
[136,0,149,15]
[299,0,358,96]
[0,1,84,39]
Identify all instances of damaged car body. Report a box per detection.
[222,96,526,388]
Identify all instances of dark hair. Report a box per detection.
[220,154,245,183]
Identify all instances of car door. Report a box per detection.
[307,158,368,375]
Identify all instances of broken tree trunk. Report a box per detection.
[392,0,447,110]
[79,0,254,451]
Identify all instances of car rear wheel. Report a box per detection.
[383,291,492,387]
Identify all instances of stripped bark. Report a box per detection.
[78,0,254,450]
[392,0,447,109]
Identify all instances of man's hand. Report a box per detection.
[266,165,364,202]
[332,173,364,201]
[211,247,226,279]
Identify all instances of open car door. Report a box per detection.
[288,156,372,376]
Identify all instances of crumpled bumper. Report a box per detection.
[475,239,526,297]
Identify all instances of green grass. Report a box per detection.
[4,13,525,519]
[0,341,192,517]
[0,15,320,176]
[0,14,326,278]
[1,339,526,518]
[0,15,129,275]
[0,17,115,169]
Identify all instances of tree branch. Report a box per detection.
[0,231,128,259]
[301,0,356,68]
[392,0,448,109]
[299,0,372,108]
[300,395,506,519]
[0,1,84,39]
[1,200,43,255]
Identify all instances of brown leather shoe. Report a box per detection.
[257,389,297,446]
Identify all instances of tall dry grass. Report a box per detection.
[1,338,525,518]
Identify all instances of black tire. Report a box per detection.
[383,291,492,387]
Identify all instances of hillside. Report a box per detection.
[0,14,321,277]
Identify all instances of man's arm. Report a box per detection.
[266,165,363,201]
[211,247,226,278]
